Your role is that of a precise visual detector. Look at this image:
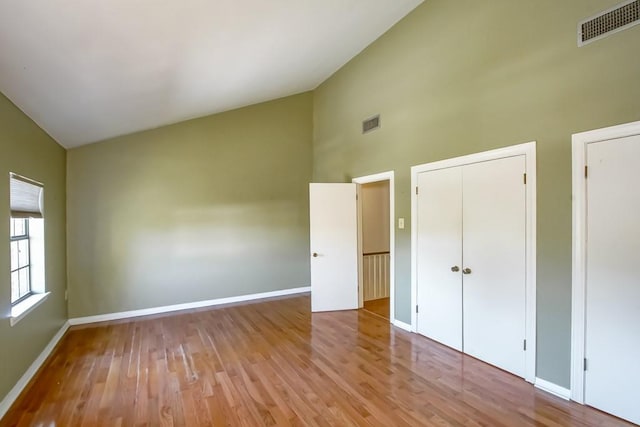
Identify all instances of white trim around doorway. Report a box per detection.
[410,142,537,384]
[570,120,640,403]
[353,171,395,325]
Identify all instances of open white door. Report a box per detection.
[309,183,359,312]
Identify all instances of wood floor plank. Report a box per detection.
[0,294,634,426]
[363,298,390,320]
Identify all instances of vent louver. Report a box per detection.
[578,0,640,46]
[362,115,380,134]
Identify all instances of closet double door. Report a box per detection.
[416,155,527,378]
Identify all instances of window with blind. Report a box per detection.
[9,173,45,306]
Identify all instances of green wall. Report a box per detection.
[67,93,313,318]
[312,0,640,387]
[0,94,67,401]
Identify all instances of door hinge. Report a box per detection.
[415,186,419,195]
[523,173,527,185]
[584,165,588,178]
[415,305,419,313]
[356,193,358,201]
[523,339,527,351]
[584,358,588,371]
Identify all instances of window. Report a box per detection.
[9,173,47,324]
[10,217,32,303]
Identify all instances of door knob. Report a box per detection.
[312,252,318,257]
[462,268,472,274]
[451,266,460,272]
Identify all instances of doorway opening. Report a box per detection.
[353,172,394,323]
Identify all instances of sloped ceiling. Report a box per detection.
[0,0,422,148]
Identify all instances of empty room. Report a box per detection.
[1,0,639,426]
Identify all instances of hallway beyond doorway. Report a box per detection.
[363,297,390,319]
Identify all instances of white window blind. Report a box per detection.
[10,173,43,218]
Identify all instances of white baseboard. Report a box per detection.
[534,377,571,400]
[393,319,413,332]
[0,321,70,420]
[69,286,311,326]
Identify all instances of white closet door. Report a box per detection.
[416,167,463,351]
[584,135,640,425]
[462,155,526,377]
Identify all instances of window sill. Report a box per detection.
[10,292,50,327]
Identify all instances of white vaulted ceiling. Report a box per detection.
[0,0,422,148]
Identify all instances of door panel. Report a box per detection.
[585,135,640,424]
[416,167,463,351]
[309,183,359,312]
[462,156,526,377]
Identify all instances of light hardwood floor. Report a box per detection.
[1,294,633,426]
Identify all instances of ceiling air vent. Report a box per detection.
[362,115,381,134]
[578,0,640,46]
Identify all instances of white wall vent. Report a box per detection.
[578,0,640,46]
[362,115,381,134]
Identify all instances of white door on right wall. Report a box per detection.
[414,154,527,377]
[462,155,526,378]
[584,135,640,425]
[416,166,463,351]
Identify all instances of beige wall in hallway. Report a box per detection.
[361,181,390,254]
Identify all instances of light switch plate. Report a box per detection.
[398,218,405,229]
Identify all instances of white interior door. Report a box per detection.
[584,135,640,425]
[309,183,359,312]
[462,156,526,378]
[416,167,463,350]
